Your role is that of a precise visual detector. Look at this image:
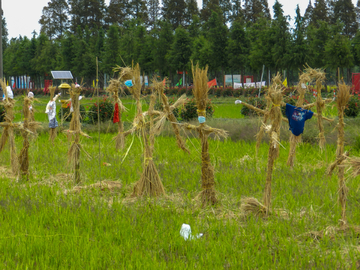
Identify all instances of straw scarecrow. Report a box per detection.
[0,81,20,174]
[153,78,190,154]
[106,78,127,150]
[18,96,40,181]
[182,62,228,206]
[327,82,351,222]
[65,84,91,184]
[304,67,333,150]
[45,85,61,144]
[240,73,285,215]
[119,64,166,197]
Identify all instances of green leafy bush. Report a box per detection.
[0,104,5,122]
[240,97,266,116]
[180,98,214,121]
[154,96,179,119]
[88,98,114,123]
[344,96,360,117]
[57,103,87,122]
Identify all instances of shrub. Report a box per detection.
[57,103,87,122]
[344,96,360,117]
[240,97,266,116]
[0,104,5,122]
[88,98,114,123]
[180,98,214,121]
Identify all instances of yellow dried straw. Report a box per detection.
[132,88,165,197]
[327,82,350,221]
[287,70,311,168]
[66,84,91,184]
[106,78,127,150]
[0,79,18,174]
[240,73,285,216]
[153,78,190,154]
[306,66,327,150]
[189,62,228,206]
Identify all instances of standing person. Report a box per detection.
[45,86,60,143]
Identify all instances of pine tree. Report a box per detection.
[168,26,192,76]
[162,0,187,29]
[185,0,199,25]
[102,24,121,75]
[291,5,308,71]
[303,0,313,27]
[271,0,291,71]
[207,11,228,81]
[243,0,270,24]
[153,20,173,76]
[128,0,148,23]
[2,17,8,50]
[227,19,249,76]
[147,0,161,29]
[229,0,244,23]
[39,0,69,39]
[201,0,222,23]
[310,0,329,27]
[69,0,106,34]
[333,0,358,37]
[306,21,330,68]
[105,0,129,27]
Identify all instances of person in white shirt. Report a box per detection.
[45,90,61,143]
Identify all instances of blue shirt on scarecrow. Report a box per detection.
[285,104,314,136]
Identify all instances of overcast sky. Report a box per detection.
[2,0,357,40]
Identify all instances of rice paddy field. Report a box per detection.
[1,96,360,269]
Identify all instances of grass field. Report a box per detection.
[1,95,360,268]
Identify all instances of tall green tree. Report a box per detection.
[162,0,187,29]
[310,0,329,26]
[102,24,121,75]
[147,0,161,29]
[333,0,358,37]
[69,0,106,34]
[168,26,192,84]
[243,0,270,24]
[207,11,228,82]
[105,0,129,27]
[2,17,8,50]
[185,0,199,25]
[291,5,308,71]
[303,0,313,27]
[270,0,291,72]
[324,23,354,72]
[227,19,249,80]
[39,0,69,39]
[153,20,173,76]
[201,0,222,23]
[306,21,330,68]
[128,0,148,23]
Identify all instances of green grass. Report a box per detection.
[0,131,360,268]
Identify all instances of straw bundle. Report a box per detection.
[0,79,18,174]
[286,71,311,168]
[240,73,284,216]
[106,79,127,150]
[190,62,228,206]
[154,78,190,154]
[66,84,90,184]
[18,97,40,181]
[306,67,327,150]
[327,82,350,221]
[132,88,165,197]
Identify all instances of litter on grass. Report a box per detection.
[180,223,203,241]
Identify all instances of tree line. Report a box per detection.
[2,0,360,87]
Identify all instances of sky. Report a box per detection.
[2,0,358,40]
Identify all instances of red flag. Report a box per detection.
[113,103,120,123]
[12,82,16,89]
[207,78,217,88]
[162,78,166,86]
